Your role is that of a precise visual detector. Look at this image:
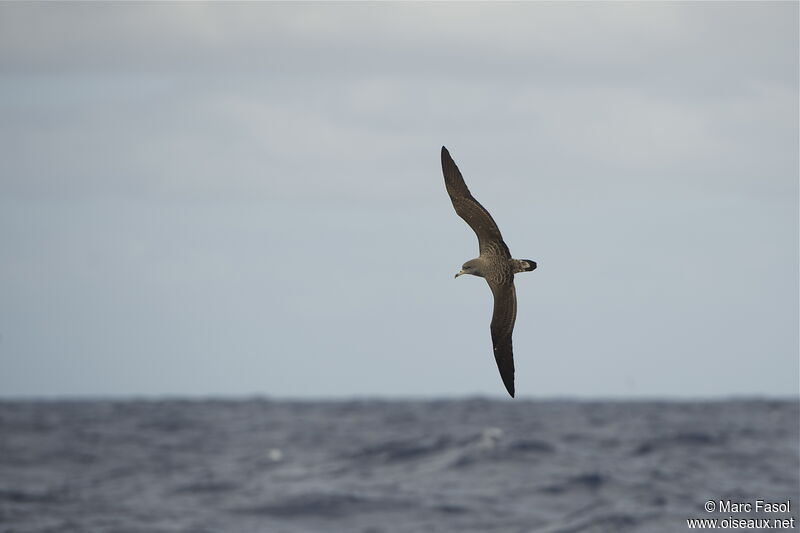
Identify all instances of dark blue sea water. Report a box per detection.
[0,399,797,533]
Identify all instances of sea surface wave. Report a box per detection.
[1,398,797,532]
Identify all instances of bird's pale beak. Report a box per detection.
[454,270,465,279]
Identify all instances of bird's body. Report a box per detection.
[441,146,536,398]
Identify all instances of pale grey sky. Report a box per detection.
[0,2,797,398]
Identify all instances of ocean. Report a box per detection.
[1,398,797,532]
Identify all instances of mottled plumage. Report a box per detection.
[441,146,537,398]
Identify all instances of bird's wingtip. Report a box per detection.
[502,377,515,398]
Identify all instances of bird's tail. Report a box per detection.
[513,259,537,273]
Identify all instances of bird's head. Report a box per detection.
[455,259,483,279]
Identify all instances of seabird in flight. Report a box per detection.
[441,146,537,398]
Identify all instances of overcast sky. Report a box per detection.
[0,2,797,399]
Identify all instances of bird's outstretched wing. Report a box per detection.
[488,279,517,397]
[441,147,510,258]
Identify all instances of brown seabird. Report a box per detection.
[441,146,537,398]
